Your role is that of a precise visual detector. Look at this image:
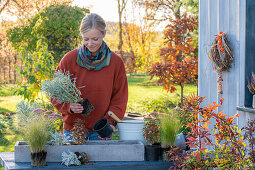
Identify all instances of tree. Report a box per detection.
[117,0,128,58]
[8,5,89,63]
[149,14,198,104]
[0,0,73,21]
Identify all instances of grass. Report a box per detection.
[0,74,197,169]
[127,74,197,114]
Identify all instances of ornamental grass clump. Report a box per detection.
[41,70,82,103]
[160,112,180,148]
[22,117,49,153]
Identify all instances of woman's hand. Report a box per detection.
[70,102,83,114]
[98,125,115,140]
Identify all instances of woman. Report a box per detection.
[51,13,128,140]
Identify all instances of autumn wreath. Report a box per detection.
[208,32,234,104]
[208,32,234,73]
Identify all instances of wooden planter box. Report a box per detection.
[14,140,144,162]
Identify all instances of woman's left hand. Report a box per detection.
[98,125,115,140]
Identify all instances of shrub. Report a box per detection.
[142,95,177,113]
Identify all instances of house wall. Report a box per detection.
[199,0,255,138]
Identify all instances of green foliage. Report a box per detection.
[48,131,68,145]
[8,5,89,63]
[0,84,20,97]
[16,100,40,126]
[160,112,180,148]
[142,95,177,113]
[14,40,55,101]
[22,117,49,153]
[41,70,83,104]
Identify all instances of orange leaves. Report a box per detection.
[149,14,198,95]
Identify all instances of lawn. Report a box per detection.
[0,75,197,169]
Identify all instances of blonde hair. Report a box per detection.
[79,13,106,34]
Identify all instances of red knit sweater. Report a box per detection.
[51,49,128,131]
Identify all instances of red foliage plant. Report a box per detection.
[71,118,88,145]
[168,95,254,169]
[149,13,198,102]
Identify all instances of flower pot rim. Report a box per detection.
[118,120,144,124]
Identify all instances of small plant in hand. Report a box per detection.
[41,70,94,116]
[247,72,255,95]
[71,118,88,144]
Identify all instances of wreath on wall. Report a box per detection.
[208,32,234,104]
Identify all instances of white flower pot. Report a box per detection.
[117,120,145,143]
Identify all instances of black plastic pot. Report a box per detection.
[93,118,113,138]
[79,98,94,116]
[145,144,160,161]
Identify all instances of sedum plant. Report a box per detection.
[41,70,83,104]
[61,150,81,166]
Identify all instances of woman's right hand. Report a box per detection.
[70,103,84,114]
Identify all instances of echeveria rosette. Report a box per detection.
[247,72,255,95]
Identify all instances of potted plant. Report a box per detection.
[160,112,180,161]
[143,114,161,161]
[247,72,255,108]
[41,70,94,116]
[21,116,50,166]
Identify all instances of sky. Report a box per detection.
[72,0,119,22]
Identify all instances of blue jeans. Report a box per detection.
[64,129,100,141]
